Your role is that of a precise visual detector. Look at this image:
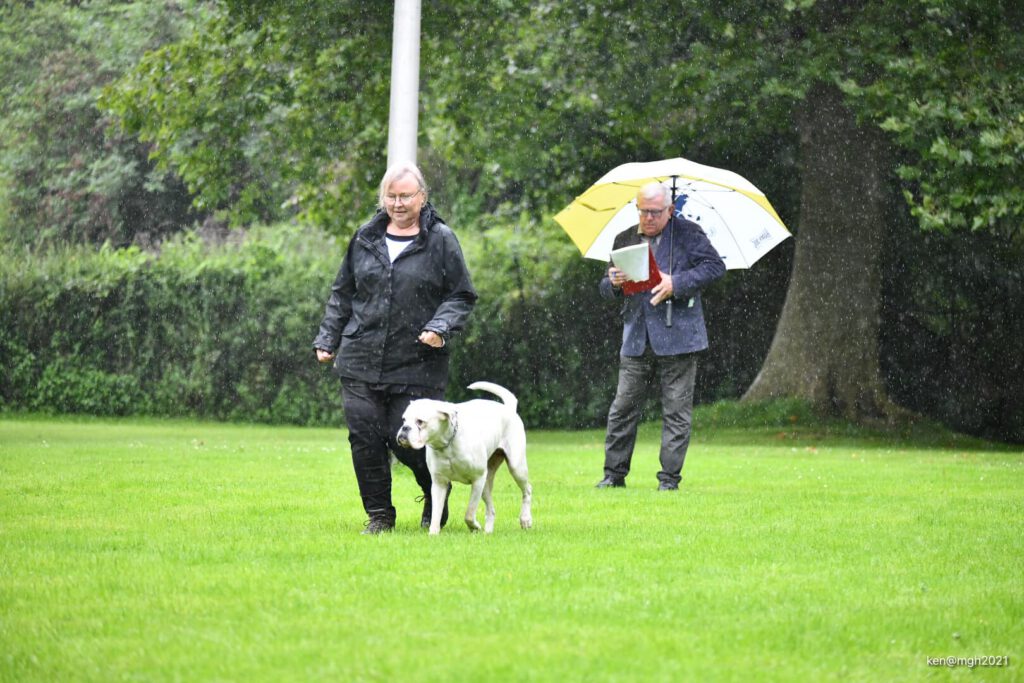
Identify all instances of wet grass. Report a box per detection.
[1,414,1021,682]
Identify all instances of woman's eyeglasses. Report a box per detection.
[384,190,422,205]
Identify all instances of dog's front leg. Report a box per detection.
[428,480,449,535]
[464,476,486,532]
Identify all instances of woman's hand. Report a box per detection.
[418,331,444,348]
[315,348,335,363]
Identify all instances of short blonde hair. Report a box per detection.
[378,161,428,208]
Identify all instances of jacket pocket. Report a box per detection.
[414,335,449,358]
[341,320,362,338]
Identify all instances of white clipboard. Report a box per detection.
[610,243,650,281]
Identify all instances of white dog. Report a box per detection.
[397,381,532,535]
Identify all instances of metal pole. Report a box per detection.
[387,0,421,167]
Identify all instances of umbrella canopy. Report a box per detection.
[554,157,791,269]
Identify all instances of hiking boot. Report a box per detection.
[361,516,395,535]
[418,484,451,529]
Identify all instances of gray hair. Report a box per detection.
[378,161,428,208]
[637,182,671,208]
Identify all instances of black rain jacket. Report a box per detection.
[313,203,477,390]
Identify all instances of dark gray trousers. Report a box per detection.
[341,381,441,521]
[603,351,697,485]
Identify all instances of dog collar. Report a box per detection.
[441,412,458,449]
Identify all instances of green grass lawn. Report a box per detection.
[1,414,1021,682]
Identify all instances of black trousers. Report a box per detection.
[340,381,441,521]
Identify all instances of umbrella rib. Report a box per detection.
[577,202,620,213]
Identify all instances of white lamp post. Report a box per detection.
[387,0,421,167]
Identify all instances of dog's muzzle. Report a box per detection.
[396,424,413,448]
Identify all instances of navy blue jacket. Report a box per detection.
[599,216,725,356]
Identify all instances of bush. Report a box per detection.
[34,359,140,416]
[0,226,341,426]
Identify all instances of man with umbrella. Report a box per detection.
[596,182,725,491]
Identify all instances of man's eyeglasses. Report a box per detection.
[384,190,422,205]
[638,207,668,217]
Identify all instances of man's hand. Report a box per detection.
[608,266,627,288]
[650,271,673,305]
[315,348,335,363]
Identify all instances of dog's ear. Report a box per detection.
[428,401,460,421]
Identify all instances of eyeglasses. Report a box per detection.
[384,190,422,205]
[638,207,668,217]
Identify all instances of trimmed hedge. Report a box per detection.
[6,219,1020,442]
[0,219,767,430]
[0,222,633,428]
[1,228,340,425]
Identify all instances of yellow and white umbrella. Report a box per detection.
[554,157,791,269]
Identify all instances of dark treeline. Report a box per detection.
[1,1,1022,442]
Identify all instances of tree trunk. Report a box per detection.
[743,84,898,420]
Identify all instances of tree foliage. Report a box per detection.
[843,2,1024,234]
[654,0,1024,422]
[0,1,197,247]
[99,1,1023,240]
[101,2,393,228]
[4,0,1023,439]
[684,0,1024,238]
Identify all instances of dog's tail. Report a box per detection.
[467,381,517,411]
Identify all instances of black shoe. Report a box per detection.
[657,481,679,491]
[361,516,395,535]
[595,476,626,488]
[418,484,451,529]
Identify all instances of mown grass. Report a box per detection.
[1,413,1021,682]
